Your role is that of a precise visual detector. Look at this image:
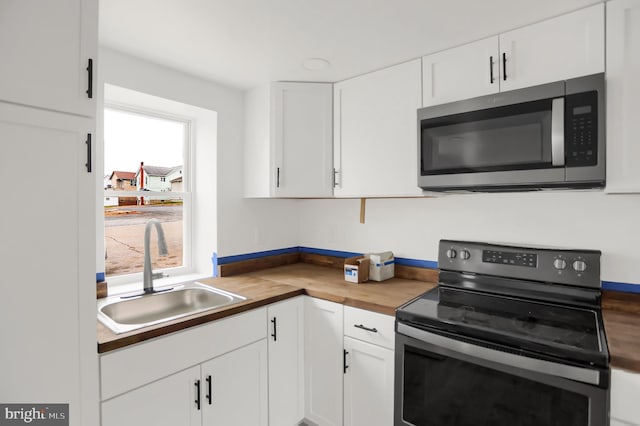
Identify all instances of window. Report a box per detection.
[103,106,191,279]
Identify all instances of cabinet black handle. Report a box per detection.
[489,56,494,84]
[502,52,507,81]
[195,379,201,410]
[85,133,92,173]
[86,58,93,99]
[206,375,212,405]
[271,317,277,341]
[354,323,378,333]
[343,349,349,374]
[276,167,280,188]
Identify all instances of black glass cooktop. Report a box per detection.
[397,285,608,367]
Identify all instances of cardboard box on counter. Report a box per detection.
[344,256,370,283]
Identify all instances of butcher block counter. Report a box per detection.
[97,263,437,353]
[96,262,640,374]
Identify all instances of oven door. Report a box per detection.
[395,323,609,426]
[417,80,566,191]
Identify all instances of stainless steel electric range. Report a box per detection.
[395,240,610,426]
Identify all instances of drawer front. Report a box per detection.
[344,306,395,350]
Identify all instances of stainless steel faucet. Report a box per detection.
[143,218,169,294]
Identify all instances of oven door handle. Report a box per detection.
[551,97,565,167]
[397,323,600,386]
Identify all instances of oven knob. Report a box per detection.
[572,260,587,272]
[459,250,470,260]
[553,259,567,270]
[446,249,457,259]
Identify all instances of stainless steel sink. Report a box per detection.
[97,281,247,334]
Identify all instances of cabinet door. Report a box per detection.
[499,4,604,92]
[611,368,640,426]
[422,37,500,107]
[0,0,97,116]
[334,59,423,197]
[101,366,201,426]
[343,337,394,426]
[605,0,640,193]
[273,82,334,197]
[202,340,268,426]
[268,297,305,425]
[304,297,344,426]
[0,103,96,426]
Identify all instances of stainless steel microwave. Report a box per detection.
[417,73,605,192]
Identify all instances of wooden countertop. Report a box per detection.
[97,263,640,374]
[602,291,640,373]
[97,263,436,353]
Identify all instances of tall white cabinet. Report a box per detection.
[605,0,640,193]
[0,0,98,116]
[0,2,98,426]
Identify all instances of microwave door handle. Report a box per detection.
[551,97,565,167]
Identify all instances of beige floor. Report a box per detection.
[105,220,183,276]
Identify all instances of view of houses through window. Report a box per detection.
[104,107,189,277]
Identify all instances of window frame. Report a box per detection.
[103,103,194,286]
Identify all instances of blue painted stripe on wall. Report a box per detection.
[602,281,640,294]
[216,247,300,265]
[298,246,362,258]
[212,248,640,294]
[212,252,218,278]
[96,272,105,282]
[395,257,439,269]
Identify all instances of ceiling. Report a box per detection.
[99,0,601,90]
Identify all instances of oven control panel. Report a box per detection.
[482,250,537,268]
[439,240,601,289]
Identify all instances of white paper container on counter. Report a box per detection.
[365,251,395,281]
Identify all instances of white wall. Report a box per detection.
[98,47,298,277]
[297,191,640,285]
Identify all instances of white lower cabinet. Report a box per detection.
[268,297,305,425]
[611,368,640,426]
[343,306,395,426]
[343,337,394,426]
[304,297,345,426]
[101,340,267,426]
[101,366,201,426]
[201,340,268,426]
[100,308,268,426]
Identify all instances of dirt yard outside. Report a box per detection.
[105,205,183,276]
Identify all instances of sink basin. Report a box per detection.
[98,281,247,334]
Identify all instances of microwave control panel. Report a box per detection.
[565,91,598,167]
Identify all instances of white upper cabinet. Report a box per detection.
[422,37,500,107]
[422,4,604,107]
[334,59,423,197]
[605,0,640,193]
[499,4,604,92]
[244,82,333,198]
[0,0,98,117]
